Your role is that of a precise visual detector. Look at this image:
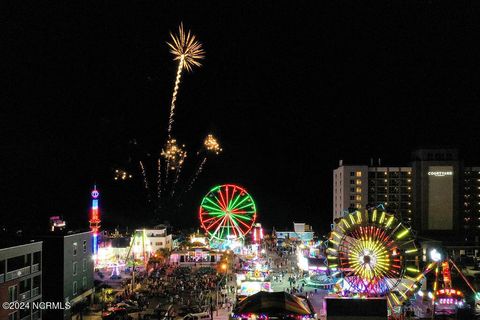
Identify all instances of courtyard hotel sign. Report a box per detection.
[428,171,453,177]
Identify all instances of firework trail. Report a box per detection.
[186,157,207,192]
[139,161,150,199]
[166,23,205,137]
[186,134,222,192]
[170,153,187,198]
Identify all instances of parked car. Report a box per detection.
[183,312,212,320]
[155,303,174,318]
[102,307,133,320]
[116,302,141,313]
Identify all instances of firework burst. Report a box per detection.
[203,134,222,155]
[161,139,187,170]
[166,23,205,136]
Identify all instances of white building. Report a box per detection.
[133,226,173,255]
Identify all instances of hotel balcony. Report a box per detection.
[5,266,31,281]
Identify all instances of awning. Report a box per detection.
[233,291,315,316]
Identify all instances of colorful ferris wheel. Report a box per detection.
[326,208,423,308]
[199,184,257,241]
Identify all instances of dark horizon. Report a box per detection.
[3,1,480,236]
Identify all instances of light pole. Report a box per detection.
[216,263,228,315]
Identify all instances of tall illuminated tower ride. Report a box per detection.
[89,185,101,259]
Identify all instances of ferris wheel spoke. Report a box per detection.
[224,185,230,209]
[204,197,225,212]
[229,195,250,211]
[206,215,227,234]
[228,216,239,237]
[231,216,253,230]
[201,204,225,215]
[209,215,228,240]
[217,191,228,211]
[228,194,242,211]
[201,216,222,225]
[232,202,255,211]
[229,215,246,236]
[230,212,254,221]
[226,186,237,209]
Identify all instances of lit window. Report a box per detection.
[356,195,362,201]
[355,203,362,209]
[356,187,362,193]
[356,179,362,185]
[356,171,362,177]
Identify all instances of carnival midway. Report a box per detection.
[81,181,480,320]
[55,24,480,320]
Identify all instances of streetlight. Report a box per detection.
[216,263,228,315]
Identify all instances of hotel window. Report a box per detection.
[83,240,87,253]
[356,187,362,193]
[73,262,77,275]
[73,281,77,295]
[356,171,362,177]
[356,179,362,185]
[350,172,355,176]
[356,195,362,201]
[350,196,355,200]
[355,203,362,209]
[350,180,355,184]
[350,187,355,192]
[73,242,77,256]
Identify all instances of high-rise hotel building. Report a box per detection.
[333,149,480,240]
[333,161,412,222]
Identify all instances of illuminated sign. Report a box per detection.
[428,171,453,177]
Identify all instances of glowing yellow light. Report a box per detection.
[405,248,418,254]
[161,139,187,170]
[204,134,222,154]
[379,211,386,224]
[386,215,394,227]
[356,210,362,224]
[396,228,410,239]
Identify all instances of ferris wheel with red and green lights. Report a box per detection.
[199,184,257,242]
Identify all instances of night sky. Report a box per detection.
[3,1,480,235]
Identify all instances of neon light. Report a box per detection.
[89,185,101,263]
[199,184,256,242]
[396,228,410,239]
[326,208,422,305]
